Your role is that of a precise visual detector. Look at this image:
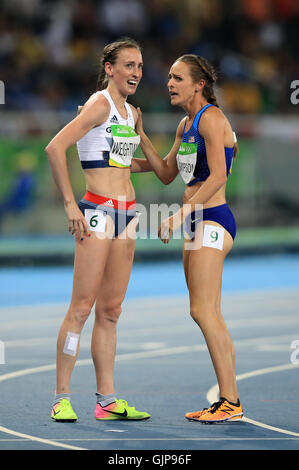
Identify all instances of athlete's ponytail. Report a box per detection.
[176,54,219,107]
[233,143,238,159]
[96,37,142,91]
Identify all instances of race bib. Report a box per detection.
[202,224,224,250]
[84,209,106,232]
[109,124,140,168]
[176,142,197,184]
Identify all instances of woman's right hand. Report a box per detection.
[135,107,144,136]
[64,201,91,240]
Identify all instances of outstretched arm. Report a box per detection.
[129,104,153,173]
[135,107,182,184]
[130,157,153,173]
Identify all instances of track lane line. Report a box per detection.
[1,348,299,448]
[0,425,86,450]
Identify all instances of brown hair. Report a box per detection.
[96,37,142,91]
[233,140,238,160]
[177,54,218,107]
[177,54,238,159]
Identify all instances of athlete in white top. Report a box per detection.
[77,88,138,170]
[46,38,151,422]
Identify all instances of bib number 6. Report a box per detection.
[84,209,106,233]
[90,215,98,228]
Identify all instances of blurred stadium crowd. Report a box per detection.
[1,0,298,114]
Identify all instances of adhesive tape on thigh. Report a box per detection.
[202,224,224,250]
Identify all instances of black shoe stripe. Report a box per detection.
[105,409,128,417]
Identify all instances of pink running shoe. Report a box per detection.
[95,398,150,420]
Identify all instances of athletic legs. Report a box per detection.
[91,218,138,395]
[183,222,238,402]
[55,219,114,394]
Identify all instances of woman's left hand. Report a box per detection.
[158,216,174,244]
[158,210,183,244]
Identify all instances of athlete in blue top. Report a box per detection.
[136,54,243,423]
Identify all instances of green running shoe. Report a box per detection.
[51,398,78,422]
[95,398,150,420]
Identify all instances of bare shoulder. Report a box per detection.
[199,105,227,137]
[201,105,226,125]
[83,92,110,113]
[77,92,110,126]
[176,116,187,138]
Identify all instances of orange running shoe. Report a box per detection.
[197,397,243,424]
[185,405,213,421]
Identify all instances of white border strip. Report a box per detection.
[0,436,299,440]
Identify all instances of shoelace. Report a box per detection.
[208,399,226,414]
[116,399,135,411]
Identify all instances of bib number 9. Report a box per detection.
[210,230,219,243]
[202,225,224,250]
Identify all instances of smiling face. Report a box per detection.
[168,60,204,107]
[105,47,143,96]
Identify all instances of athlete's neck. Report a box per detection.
[183,96,209,121]
[106,85,128,113]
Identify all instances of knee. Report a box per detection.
[189,300,224,331]
[69,301,93,326]
[190,308,203,327]
[190,301,213,327]
[95,302,122,325]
